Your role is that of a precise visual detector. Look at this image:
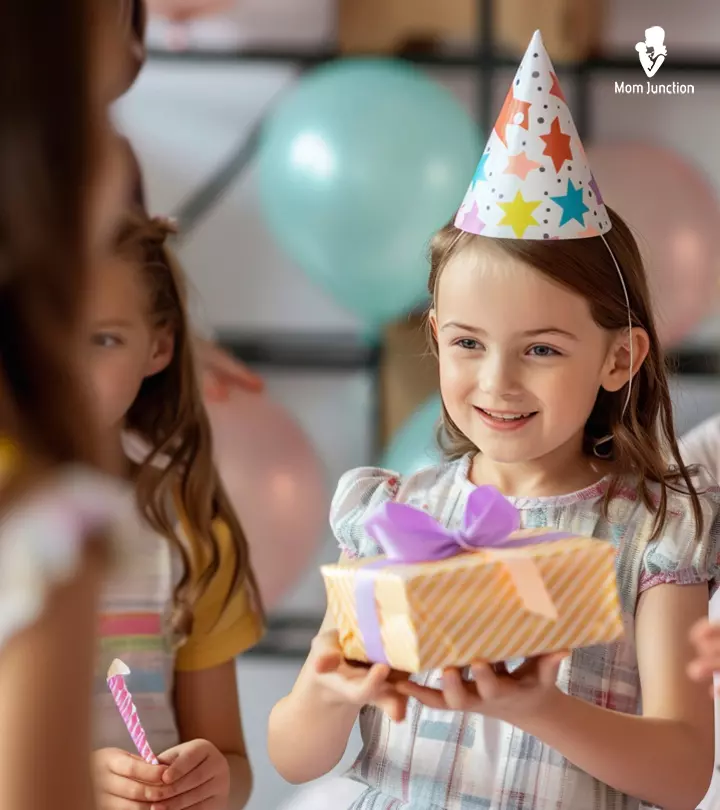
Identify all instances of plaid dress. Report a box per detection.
[328,455,720,810]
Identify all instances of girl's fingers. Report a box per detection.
[311,630,345,673]
[690,622,720,647]
[376,692,409,723]
[692,638,720,660]
[690,618,714,644]
[107,753,166,785]
[469,662,499,699]
[100,772,169,804]
[314,651,343,675]
[357,664,391,699]
[687,658,720,681]
[154,774,216,810]
[442,668,471,710]
[99,797,147,810]
[395,680,448,710]
[326,663,389,703]
[537,652,568,686]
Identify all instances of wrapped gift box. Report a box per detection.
[321,487,622,673]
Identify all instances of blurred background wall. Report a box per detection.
[116,1,720,806]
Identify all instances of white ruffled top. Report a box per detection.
[0,466,137,651]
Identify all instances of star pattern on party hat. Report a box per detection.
[498,191,541,237]
[455,30,611,240]
[551,179,589,226]
[458,200,486,235]
[540,118,573,172]
[504,151,542,181]
[549,72,566,103]
[494,93,532,147]
[471,153,489,188]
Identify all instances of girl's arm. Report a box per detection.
[0,545,104,810]
[174,661,252,808]
[520,582,714,810]
[268,611,361,784]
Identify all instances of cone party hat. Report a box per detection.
[456,30,611,240]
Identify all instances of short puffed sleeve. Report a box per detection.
[639,484,720,595]
[329,467,402,559]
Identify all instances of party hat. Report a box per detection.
[456,30,610,240]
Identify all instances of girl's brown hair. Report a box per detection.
[116,211,263,641]
[427,207,702,540]
[0,0,111,480]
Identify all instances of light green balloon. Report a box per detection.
[380,394,443,476]
[257,59,481,327]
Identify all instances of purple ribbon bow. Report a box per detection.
[356,486,568,665]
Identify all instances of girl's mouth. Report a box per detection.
[474,407,538,431]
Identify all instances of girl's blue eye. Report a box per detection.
[92,333,123,349]
[528,344,559,357]
[456,338,482,350]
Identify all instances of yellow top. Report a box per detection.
[175,514,264,672]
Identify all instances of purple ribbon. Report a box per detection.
[356,486,570,665]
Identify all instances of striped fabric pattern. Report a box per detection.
[93,516,180,754]
[325,455,720,810]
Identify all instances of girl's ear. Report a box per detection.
[145,325,174,378]
[428,309,439,341]
[600,327,649,393]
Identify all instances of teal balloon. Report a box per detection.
[381,395,443,476]
[257,59,481,326]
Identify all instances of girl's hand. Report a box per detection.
[195,338,264,400]
[310,630,410,722]
[93,748,168,809]
[688,618,720,694]
[396,654,568,723]
[157,739,230,810]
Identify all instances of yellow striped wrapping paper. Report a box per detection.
[321,531,623,674]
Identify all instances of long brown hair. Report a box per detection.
[116,211,263,641]
[0,0,112,481]
[427,207,702,540]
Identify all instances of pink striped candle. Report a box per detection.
[106,659,159,764]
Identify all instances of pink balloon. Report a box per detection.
[205,391,328,610]
[587,143,720,346]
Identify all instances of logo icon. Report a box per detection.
[635,26,667,78]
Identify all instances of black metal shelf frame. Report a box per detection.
[149,47,720,75]
[218,332,720,376]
